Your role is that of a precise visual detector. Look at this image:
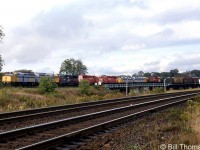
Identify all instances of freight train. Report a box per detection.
[1,72,200,86]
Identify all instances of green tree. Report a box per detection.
[138,71,144,76]
[170,68,179,77]
[78,80,91,95]
[0,26,5,71]
[160,72,170,79]
[15,69,33,73]
[191,69,200,77]
[38,76,57,93]
[181,71,191,77]
[59,58,88,75]
[151,72,161,77]
[132,73,138,77]
[0,25,5,43]
[0,55,4,72]
[143,72,151,77]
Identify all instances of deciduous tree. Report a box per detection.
[170,68,179,77]
[0,55,4,72]
[59,58,88,75]
[0,26,5,71]
[0,25,5,43]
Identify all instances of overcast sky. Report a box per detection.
[0,0,200,75]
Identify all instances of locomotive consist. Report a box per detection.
[2,72,56,86]
[1,72,200,86]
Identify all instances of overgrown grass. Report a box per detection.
[143,96,200,149]
[0,86,200,115]
[0,86,124,112]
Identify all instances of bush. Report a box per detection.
[0,88,11,108]
[38,76,57,93]
[79,80,91,95]
[151,87,164,94]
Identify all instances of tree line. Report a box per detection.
[132,69,200,78]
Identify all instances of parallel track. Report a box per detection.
[0,91,199,132]
[0,91,199,149]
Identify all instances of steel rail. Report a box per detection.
[0,92,198,143]
[17,98,192,150]
[1,91,198,125]
[0,90,198,120]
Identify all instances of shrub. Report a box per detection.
[78,80,91,95]
[151,87,164,94]
[38,76,57,93]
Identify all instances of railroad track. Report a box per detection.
[0,91,198,132]
[0,91,199,149]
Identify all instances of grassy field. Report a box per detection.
[145,96,200,149]
[0,86,124,112]
[0,86,199,113]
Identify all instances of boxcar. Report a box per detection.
[191,77,200,84]
[173,77,184,84]
[183,77,193,84]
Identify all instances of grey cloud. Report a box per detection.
[169,56,200,66]
[145,29,174,48]
[153,9,200,25]
[32,7,91,39]
[165,54,200,72]
[144,28,200,49]
[3,0,153,66]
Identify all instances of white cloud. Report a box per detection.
[1,0,200,75]
[122,43,146,51]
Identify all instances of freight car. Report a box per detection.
[172,77,200,84]
[172,77,184,84]
[191,77,200,84]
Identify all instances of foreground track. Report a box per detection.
[0,91,199,149]
[0,91,198,132]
